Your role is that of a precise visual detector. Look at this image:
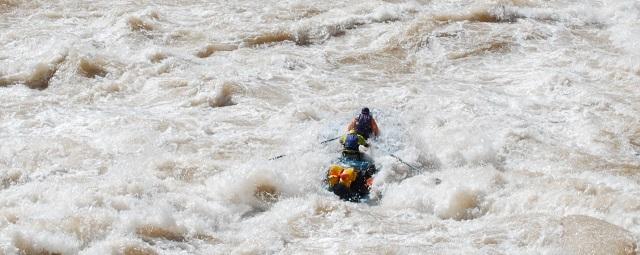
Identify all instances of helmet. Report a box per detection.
[361,107,370,115]
[348,129,357,134]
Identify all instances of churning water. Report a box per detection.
[1,0,640,254]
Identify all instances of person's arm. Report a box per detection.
[371,118,380,137]
[339,135,346,145]
[358,135,369,147]
[347,118,356,131]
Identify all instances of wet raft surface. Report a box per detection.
[325,155,377,202]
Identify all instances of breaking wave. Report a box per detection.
[1,0,639,254]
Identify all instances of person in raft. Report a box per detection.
[340,129,369,160]
[346,107,380,140]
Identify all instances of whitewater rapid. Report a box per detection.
[1,0,640,254]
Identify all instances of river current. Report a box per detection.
[1,0,639,254]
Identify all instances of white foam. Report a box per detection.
[3,227,80,255]
[1,0,640,253]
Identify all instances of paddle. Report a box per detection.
[389,153,421,172]
[375,146,441,184]
[319,136,340,144]
[268,136,341,160]
[268,154,287,160]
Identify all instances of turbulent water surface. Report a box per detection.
[1,0,640,254]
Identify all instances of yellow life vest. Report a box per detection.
[327,164,357,188]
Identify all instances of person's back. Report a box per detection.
[340,129,368,160]
[347,107,380,140]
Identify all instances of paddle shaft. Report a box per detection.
[389,153,422,172]
[269,136,341,160]
[320,136,340,144]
